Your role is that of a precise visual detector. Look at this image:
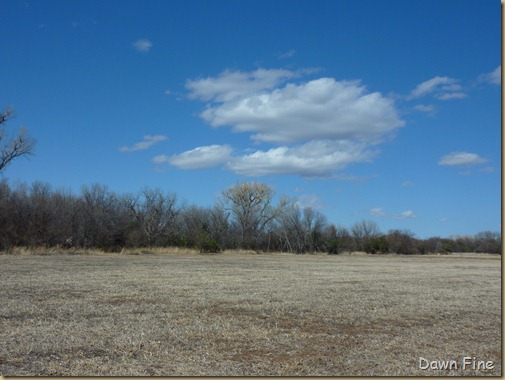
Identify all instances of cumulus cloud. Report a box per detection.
[198,77,404,145]
[478,66,501,85]
[160,140,377,177]
[409,76,466,100]
[155,145,233,169]
[186,68,299,102]
[438,151,487,167]
[120,135,167,152]
[231,140,377,177]
[132,38,152,52]
[164,68,405,178]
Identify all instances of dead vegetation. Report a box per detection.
[0,252,501,376]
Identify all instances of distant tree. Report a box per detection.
[279,204,327,253]
[78,184,127,250]
[221,182,288,249]
[25,181,55,247]
[351,220,381,251]
[124,187,181,247]
[386,229,418,254]
[208,205,231,248]
[324,224,355,254]
[474,231,502,254]
[0,179,14,249]
[0,108,36,173]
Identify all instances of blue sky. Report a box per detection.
[1,0,501,239]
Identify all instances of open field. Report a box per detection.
[0,251,501,376]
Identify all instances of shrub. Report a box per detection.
[326,238,342,254]
[200,239,221,253]
[365,235,389,254]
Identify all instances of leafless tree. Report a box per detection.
[124,188,181,247]
[0,108,36,173]
[351,220,381,251]
[474,231,501,254]
[279,204,328,253]
[222,182,288,249]
[325,224,355,253]
[78,184,126,250]
[386,229,417,254]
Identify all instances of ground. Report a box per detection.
[0,251,501,376]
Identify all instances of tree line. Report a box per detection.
[0,180,501,254]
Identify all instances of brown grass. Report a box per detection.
[0,252,501,376]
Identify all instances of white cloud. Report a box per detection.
[369,207,385,216]
[169,68,405,178]
[438,151,487,167]
[120,135,167,152]
[413,104,436,114]
[369,207,415,219]
[158,140,376,177]
[275,50,296,59]
[295,194,323,209]
[478,66,501,85]
[401,181,415,187]
[198,77,404,145]
[152,154,170,164]
[436,92,466,100]
[132,39,152,52]
[186,68,299,102]
[479,166,495,173]
[226,140,377,177]
[157,145,233,169]
[409,76,465,100]
[398,210,416,219]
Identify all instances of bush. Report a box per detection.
[326,238,342,254]
[365,235,389,254]
[200,239,221,253]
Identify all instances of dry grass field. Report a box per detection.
[0,251,501,376]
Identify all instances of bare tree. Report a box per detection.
[351,220,381,251]
[124,188,180,247]
[78,184,127,250]
[386,229,417,254]
[474,231,501,254]
[0,108,36,173]
[324,224,355,254]
[279,204,328,253]
[222,182,288,249]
